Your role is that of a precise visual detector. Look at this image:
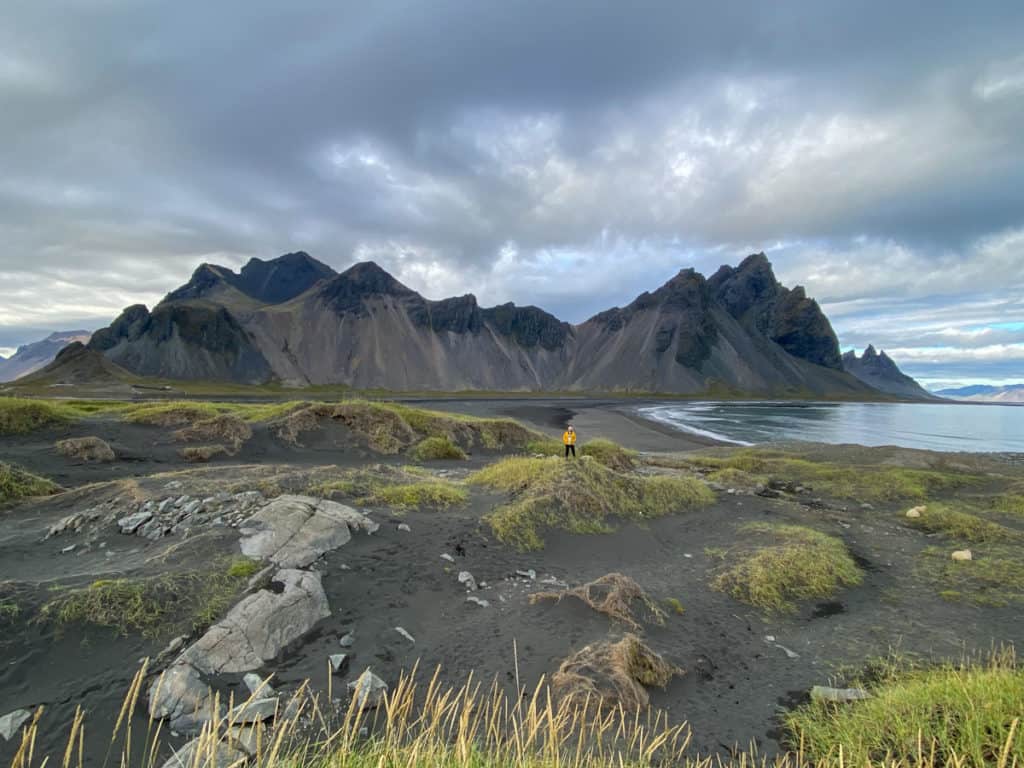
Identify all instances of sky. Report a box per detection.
[1,1,1022,389]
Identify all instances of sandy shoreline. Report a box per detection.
[404,398,723,452]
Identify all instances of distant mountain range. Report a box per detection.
[0,330,92,382]
[934,383,1024,403]
[842,345,935,400]
[18,251,929,398]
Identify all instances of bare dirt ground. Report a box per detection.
[1,400,1022,765]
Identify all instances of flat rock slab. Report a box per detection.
[160,739,247,768]
[180,569,330,674]
[239,495,378,568]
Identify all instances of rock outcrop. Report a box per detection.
[180,569,330,675]
[239,495,378,568]
[842,345,933,399]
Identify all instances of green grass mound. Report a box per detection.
[993,492,1024,519]
[711,522,863,613]
[687,448,977,502]
[122,401,224,427]
[39,558,261,638]
[0,462,60,504]
[784,651,1024,765]
[527,437,637,470]
[409,436,468,461]
[906,503,1021,543]
[272,399,542,455]
[316,466,468,510]
[468,456,713,550]
[0,398,76,435]
[916,545,1024,606]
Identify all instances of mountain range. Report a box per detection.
[935,383,1024,403]
[19,251,928,397]
[0,330,92,382]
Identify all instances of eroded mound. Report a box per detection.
[55,437,115,463]
[553,634,681,712]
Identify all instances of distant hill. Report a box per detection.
[0,330,92,382]
[935,383,1024,403]
[77,251,920,397]
[841,345,934,400]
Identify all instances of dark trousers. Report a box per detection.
[564,444,576,457]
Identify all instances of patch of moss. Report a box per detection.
[226,558,263,578]
[173,414,252,451]
[179,444,230,463]
[686,448,978,502]
[55,436,116,463]
[0,462,60,504]
[315,467,468,510]
[916,545,1024,606]
[784,650,1024,766]
[468,456,713,550]
[665,597,685,616]
[906,503,1020,543]
[0,600,19,622]
[711,522,863,613]
[40,557,259,638]
[409,436,468,461]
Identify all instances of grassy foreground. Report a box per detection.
[8,654,1022,768]
[0,462,60,504]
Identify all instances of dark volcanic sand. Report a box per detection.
[1,400,1023,765]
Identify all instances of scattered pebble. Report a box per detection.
[394,627,416,644]
[515,569,536,580]
[440,553,455,563]
[397,523,411,532]
[458,571,478,591]
[329,654,350,674]
[61,544,77,554]
[952,549,972,561]
[339,633,355,648]
[466,596,490,608]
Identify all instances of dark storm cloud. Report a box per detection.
[1,0,1022,385]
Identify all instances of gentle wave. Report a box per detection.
[638,405,754,445]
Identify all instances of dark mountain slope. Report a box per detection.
[84,251,894,396]
[708,253,842,369]
[842,346,934,399]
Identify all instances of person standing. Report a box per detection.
[562,424,577,458]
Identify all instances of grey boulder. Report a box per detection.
[227,697,278,723]
[160,739,246,768]
[180,569,330,674]
[118,511,153,534]
[348,669,388,710]
[239,495,378,568]
[148,662,219,733]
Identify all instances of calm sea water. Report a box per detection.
[637,401,1024,453]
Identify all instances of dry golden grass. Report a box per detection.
[530,573,667,631]
[54,436,115,463]
[173,414,252,452]
[552,634,681,712]
[179,445,229,463]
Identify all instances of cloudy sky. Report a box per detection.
[2,1,1022,388]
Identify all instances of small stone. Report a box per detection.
[810,686,872,703]
[339,632,355,648]
[774,644,800,659]
[0,709,32,742]
[397,523,411,532]
[906,505,925,519]
[515,569,536,580]
[329,654,350,674]
[347,669,388,710]
[243,673,274,697]
[440,553,455,563]
[860,502,874,510]
[952,549,973,561]
[466,596,490,608]
[118,511,153,534]
[227,724,266,757]
[458,571,478,591]
[394,627,415,644]
[183,500,203,516]
[683,553,693,559]
[158,498,174,514]
[174,495,190,508]
[61,544,77,554]
[764,635,776,643]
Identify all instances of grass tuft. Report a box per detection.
[39,557,259,638]
[528,438,637,470]
[469,456,713,550]
[784,649,1024,766]
[179,444,229,463]
[916,545,1024,606]
[0,462,60,504]
[905,503,1021,543]
[711,522,863,613]
[0,398,75,435]
[315,467,469,510]
[409,435,468,461]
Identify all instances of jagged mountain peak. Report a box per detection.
[164,252,336,306]
[843,345,932,399]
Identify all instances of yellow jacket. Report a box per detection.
[562,430,577,445]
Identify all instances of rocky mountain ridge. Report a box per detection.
[48,252,920,397]
[841,345,934,400]
[0,330,92,382]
